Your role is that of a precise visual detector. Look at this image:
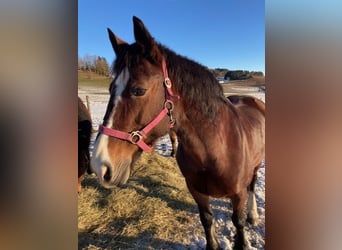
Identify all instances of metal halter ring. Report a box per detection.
[164,77,172,88]
[164,100,174,112]
[129,131,142,144]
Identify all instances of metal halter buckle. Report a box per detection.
[129,131,142,144]
[164,100,174,111]
[164,77,172,88]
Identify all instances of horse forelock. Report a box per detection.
[112,43,153,73]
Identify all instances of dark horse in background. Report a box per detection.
[91,17,265,250]
[78,97,92,193]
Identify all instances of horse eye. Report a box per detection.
[130,87,147,97]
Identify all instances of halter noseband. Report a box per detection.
[99,57,179,152]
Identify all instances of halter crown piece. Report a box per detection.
[99,57,179,152]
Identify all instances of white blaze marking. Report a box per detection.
[107,68,129,128]
[91,68,129,182]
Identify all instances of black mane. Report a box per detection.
[160,45,227,119]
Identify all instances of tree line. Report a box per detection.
[210,68,264,80]
[78,54,110,77]
[78,53,264,81]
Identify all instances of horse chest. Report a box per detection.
[177,150,242,197]
[185,168,239,197]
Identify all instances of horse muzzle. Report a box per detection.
[96,159,131,188]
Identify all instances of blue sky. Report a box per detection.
[78,0,265,73]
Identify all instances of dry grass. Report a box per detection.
[78,152,203,249]
[78,70,112,88]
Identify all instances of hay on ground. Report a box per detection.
[78,152,202,249]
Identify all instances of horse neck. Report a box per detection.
[170,78,235,150]
[164,52,225,109]
[172,100,238,165]
[160,47,234,140]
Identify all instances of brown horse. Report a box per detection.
[78,97,92,193]
[91,17,265,250]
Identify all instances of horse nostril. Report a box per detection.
[103,166,112,182]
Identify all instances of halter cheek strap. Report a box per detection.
[162,58,178,99]
[99,57,179,152]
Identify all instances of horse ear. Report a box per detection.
[107,28,128,56]
[133,16,156,54]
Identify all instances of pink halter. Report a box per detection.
[99,57,179,152]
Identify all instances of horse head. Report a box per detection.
[91,17,175,188]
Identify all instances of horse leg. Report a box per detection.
[78,175,84,193]
[188,186,221,250]
[86,149,93,174]
[78,150,90,193]
[231,190,248,250]
[169,130,177,157]
[247,171,259,225]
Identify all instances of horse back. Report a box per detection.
[227,95,265,163]
[227,95,265,116]
[78,97,92,123]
